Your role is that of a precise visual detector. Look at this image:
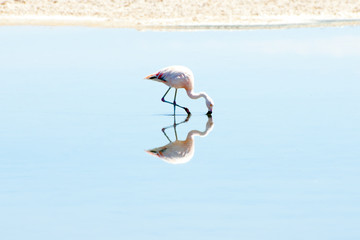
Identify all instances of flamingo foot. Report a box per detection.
[184,108,191,115]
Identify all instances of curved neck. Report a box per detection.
[186,118,214,140]
[186,90,210,101]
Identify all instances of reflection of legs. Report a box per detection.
[161,87,191,115]
[162,128,172,143]
[177,114,191,125]
[161,115,191,142]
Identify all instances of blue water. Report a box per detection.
[1,26,360,240]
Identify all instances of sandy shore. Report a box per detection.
[1,0,360,30]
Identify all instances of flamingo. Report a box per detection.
[146,115,214,164]
[144,65,214,115]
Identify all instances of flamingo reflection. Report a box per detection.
[146,115,214,164]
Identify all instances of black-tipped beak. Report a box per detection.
[144,74,156,79]
[206,111,212,116]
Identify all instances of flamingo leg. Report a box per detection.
[161,128,172,143]
[161,87,172,102]
[161,87,191,115]
[173,88,177,114]
[161,115,191,142]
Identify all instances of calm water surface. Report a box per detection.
[0,26,360,240]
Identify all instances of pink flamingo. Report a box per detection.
[146,115,214,164]
[144,65,214,115]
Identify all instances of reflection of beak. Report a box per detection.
[144,74,156,79]
[145,150,157,156]
[145,150,163,158]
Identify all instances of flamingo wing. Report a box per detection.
[159,66,193,89]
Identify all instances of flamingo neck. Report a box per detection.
[187,130,208,140]
[186,90,210,101]
[186,118,214,140]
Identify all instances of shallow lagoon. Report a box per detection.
[1,26,360,239]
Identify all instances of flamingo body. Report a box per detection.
[147,139,194,164]
[151,65,194,90]
[146,117,214,164]
[145,65,214,115]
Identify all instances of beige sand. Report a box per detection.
[1,0,360,30]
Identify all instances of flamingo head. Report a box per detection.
[145,72,166,83]
[206,97,214,115]
[144,73,157,80]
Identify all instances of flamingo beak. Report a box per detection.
[206,111,212,116]
[145,150,159,157]
[144,74,157,79]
